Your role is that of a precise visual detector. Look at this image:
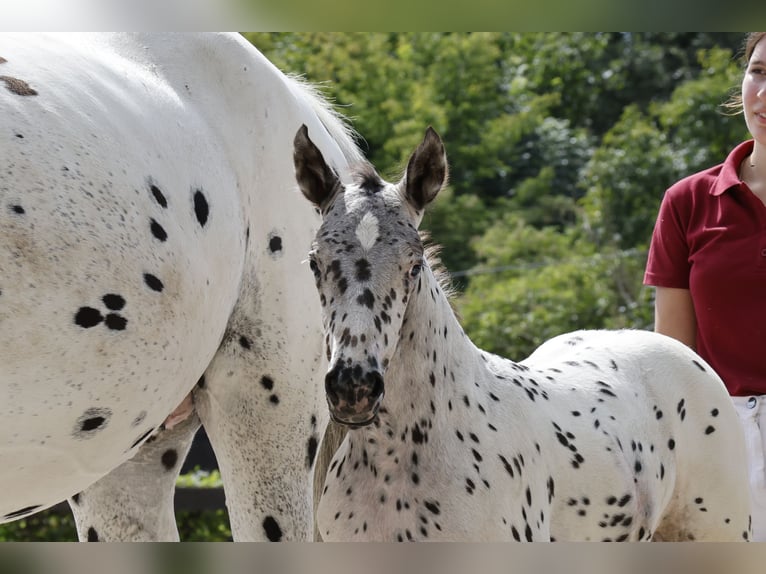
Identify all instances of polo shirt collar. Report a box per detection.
[711,139,755,196]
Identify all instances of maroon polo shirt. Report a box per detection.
[644,140,766,396]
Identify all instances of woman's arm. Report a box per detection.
[653,286,697,350]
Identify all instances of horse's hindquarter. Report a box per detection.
[0,34,246,518]
[520,329,750,541]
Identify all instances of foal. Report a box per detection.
[293,125,751,542]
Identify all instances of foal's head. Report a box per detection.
[293,125,448,427]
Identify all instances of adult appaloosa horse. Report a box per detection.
[0,33,362,541]
[293,124,752,541]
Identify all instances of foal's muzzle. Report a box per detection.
[324,363,385,427]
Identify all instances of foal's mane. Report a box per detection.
[420,232,459,313]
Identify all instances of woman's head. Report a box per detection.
[741,33,766,144]
[723,33,766,117]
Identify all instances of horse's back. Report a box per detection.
[0,33,247,519]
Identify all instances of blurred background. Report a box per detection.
[0,31,753,541]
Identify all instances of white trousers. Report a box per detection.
[732,395,766,541]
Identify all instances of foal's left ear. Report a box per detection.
[293,124,341,210]
[402,126,448,211]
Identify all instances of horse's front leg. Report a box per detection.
[68,411,200,542]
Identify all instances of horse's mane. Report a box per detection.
[284,74,365,166]
[352,163,384,192]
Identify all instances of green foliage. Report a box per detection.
[175,468,223,488]
[0,511,77,541]
[422,187,492,275]
[0,469,230,541]
[176,510,231,542]
[0,508,231,542]
[653,47,750,171]
[579,104,677,249]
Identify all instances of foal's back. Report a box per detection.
[519,329,750,541]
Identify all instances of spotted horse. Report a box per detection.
[0,33,364,541]
[294,125,752,542]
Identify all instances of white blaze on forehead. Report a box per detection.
[355,211,379,252]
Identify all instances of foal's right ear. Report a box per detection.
[293,124,340,210]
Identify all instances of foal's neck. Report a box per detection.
[364,268,482,443]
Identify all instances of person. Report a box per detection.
[644,31,766,541]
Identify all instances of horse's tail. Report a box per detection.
[284,74,365,167]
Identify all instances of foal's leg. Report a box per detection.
[68,413,200,542]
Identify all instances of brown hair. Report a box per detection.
[742,32,766,65]
[723,32,766,114]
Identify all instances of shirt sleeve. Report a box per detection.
[643,186,692,289]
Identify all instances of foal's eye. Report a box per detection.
[409,263,422,278]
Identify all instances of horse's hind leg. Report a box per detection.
[192,295,329,541]
[68,413,200,541]
[194,356,328,541]
[652,490,751,542]
[652,400,752,542]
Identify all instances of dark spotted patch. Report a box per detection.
[424,500,441,515]
[143,273,164,292]
[10,204,25,214]
[691,360,706,372]
[150,219,168,241]
[131,411,147,427]
[268,234,283,254]
[357,289,375,309]
[71,493,81,505]
[161,449,178,470]
[75,306,103,328]
[1,76,38,96]
[74,408,112,438]
[260,376,274,391]
[307,435,319,468]
[78,298,122,331]
[239,335,252,350]
[193,190,209,227]
[104,313,127,331]
[150,184,168,208]
[102,294,126,311]
[197,374,206,389]
[262,516,283,541]
[82,417,106,432]
[87,527,99,541]
[4,505,41,520]
[0,57,6,64]
[355,259,372,281]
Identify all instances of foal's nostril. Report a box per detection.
[367,370,384,399]
[324,367,342,406]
